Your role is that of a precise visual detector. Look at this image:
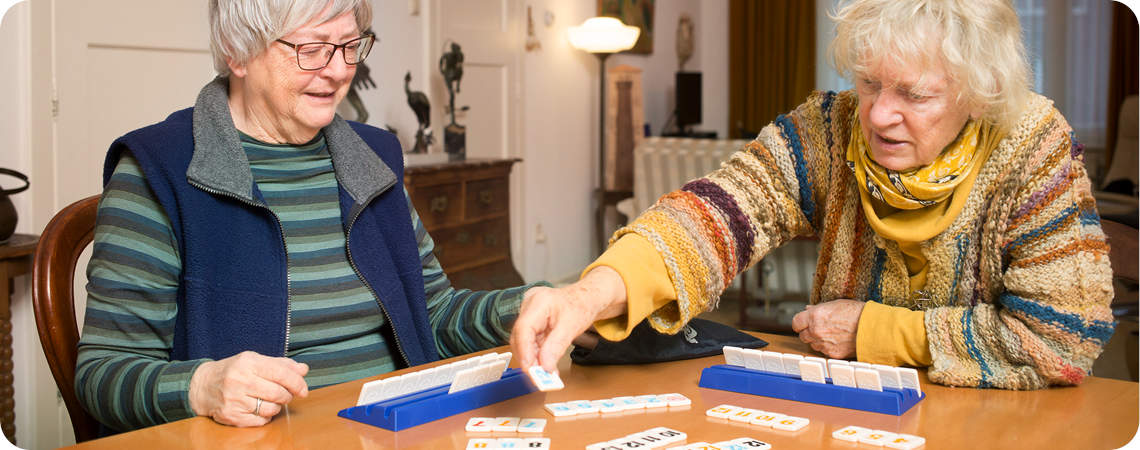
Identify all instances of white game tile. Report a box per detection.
[593,398,623,413]
[496,437,524,448]
[465,438,497,449]
[491,417,520,433]
[876,365,902,390]
[772,416,810,432]
[543,402,577,417]
[728,408,759,422]
[859,430,898,446]
[516,418,547,433]
[742,348,765,370]
[522,437,552,449]
[832,425,871,442]
[884,433,926,449]
[644,427,687,445]
[567,399,599,414]
[659,392,692,407]
[748,412,786,427]
[730,437,773,449]
[761,351,785,373]
[781,354,804,376]
[830,364,857,388]
[706,404,737,419]
[464,417,494,432]
[898,367,922,395]
[526,366,565,391]
[798,359,827,384]
[855,367,884,391]
[805,356,829,378]
[723,345,746,366]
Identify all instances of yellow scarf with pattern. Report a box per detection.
[847,116,1001,293]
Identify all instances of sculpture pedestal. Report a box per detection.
[444,124,466,161]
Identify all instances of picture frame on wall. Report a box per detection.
[604,65,645,191]
[598,0,655,54]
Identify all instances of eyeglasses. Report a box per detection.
[276,33,375,71]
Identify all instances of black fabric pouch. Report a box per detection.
[570,318,768,365]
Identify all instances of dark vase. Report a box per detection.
[0,168,30,243]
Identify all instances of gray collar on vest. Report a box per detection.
[188,77,396,205]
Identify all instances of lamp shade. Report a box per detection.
[567,17,640,54]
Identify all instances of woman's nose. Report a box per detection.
[868,91,904,128]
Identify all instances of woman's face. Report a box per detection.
[855,60,974,171]
[232,9,359,141]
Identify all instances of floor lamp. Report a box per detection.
[568,17,640,255]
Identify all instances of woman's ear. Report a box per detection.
[226,57,247,78]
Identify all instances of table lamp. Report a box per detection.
[568,17,640,254]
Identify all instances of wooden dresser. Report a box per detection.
[404,158,524,290]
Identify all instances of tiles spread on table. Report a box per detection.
[544,393,691,418]
[705,404,810,432]
[832,425,925,449]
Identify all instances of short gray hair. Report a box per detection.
[209,0,373,76]
[829,0,1031,131]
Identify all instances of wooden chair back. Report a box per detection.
[31,195,102,442]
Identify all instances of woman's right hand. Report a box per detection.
[188,351,310,427]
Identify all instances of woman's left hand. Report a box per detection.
[791,299,865,359]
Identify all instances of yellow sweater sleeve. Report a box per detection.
[855,301,932,367]
[583,234,677,341]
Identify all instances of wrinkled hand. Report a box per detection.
[791,299,864,359]
[189,351,310,427]
[510,267,628,373]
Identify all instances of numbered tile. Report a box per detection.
[635,431,674,447]
[449,367,482,394]
[465,417,495,432]
[466,438,498,449]
[526,366,565,391]
[728,408,759,423]
[761,351,785,373]
[612,436,654,448]
[659,393,692,407]
[748,412,786,427]
[772,416,810,431]
[859,430,898,446]
[831,425,871,442]
[567,399,600,414]
[613,395,646,410]
[706,404,737,419]
[799,359,827,384]
[898,368,922,395]
[876,365,902,390]
[522,437,552,449]
[884,433,926,449]
[644,427,688,445]
[830,364,857,388]
[517,418,547,433]
[639,394,668,408]
[712,440,749,450]
[781,354,805,376]
[855,368,884,391]
[491,417,521,433]
[496,438,525,449]
[594,398,624,413]
[543,402,578,417]
[586,442,621,450]
[723,346,746,366]
[805,356,829,378]
[730,438,772,449]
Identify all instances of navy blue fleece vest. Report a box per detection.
[102,108,439,367]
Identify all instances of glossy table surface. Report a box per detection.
[69,333,1139,449]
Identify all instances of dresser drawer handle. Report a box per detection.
[478,190,494,205]
[456,231,471,244]
[484,234,498,247]
[430,196,449,213]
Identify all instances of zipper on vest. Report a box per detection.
[188,180,295,356]
[344,201,412,367]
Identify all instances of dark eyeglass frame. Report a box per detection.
[275,33,376,71]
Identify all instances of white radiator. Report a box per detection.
[619,137,818,301]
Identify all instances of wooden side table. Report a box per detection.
[0,233,37,445]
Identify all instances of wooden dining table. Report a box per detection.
[66,332,1139,449]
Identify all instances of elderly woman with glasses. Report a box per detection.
[75,0,546,432]
[513,0,1114,391]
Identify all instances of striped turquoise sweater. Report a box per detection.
[76,133,541,431]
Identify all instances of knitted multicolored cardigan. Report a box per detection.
[614,90,1114,390]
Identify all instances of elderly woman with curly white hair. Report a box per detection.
[75,0,546,432]
[514,0,1114,391]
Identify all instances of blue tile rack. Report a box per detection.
[698,364,924,415]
